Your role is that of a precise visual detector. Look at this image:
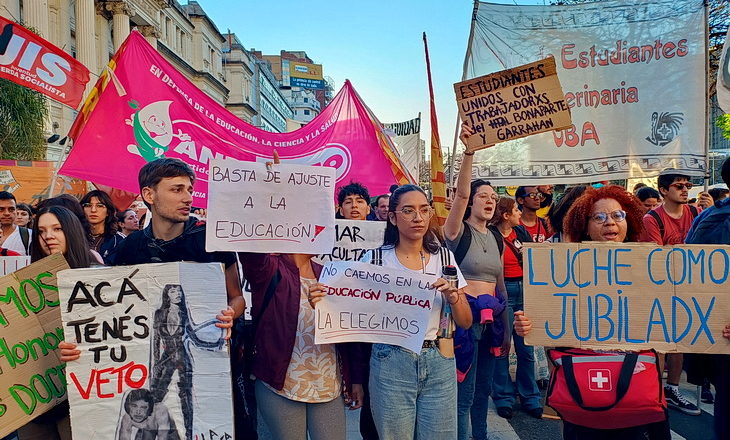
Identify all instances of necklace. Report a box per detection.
[472,226,492,254]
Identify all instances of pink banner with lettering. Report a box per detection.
[61,31,411,206]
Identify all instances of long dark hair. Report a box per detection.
[463,179,493,220]
[80,190,118,237]
[382,184,441,254]
[31,206,93,269]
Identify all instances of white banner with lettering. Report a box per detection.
[465,0,705,184]
[384,117,421,180]
[315,261,437,353]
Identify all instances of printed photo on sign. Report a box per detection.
[523,243,730,354]
[58,262,234,440]
[206,159,336,254]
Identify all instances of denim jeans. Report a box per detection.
[492,280,542,411]
[369,343,457,440]
[456,323,497,440]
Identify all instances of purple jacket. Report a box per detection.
[239,253,366,393]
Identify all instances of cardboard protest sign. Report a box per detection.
[0,254,70,437]
[206,159,336,254]
[523,243,730,353]
[58,262,233,440]
[454,57,572,150]
[315,261,439,353]
[0,256,31,276]
[314,220,385,264]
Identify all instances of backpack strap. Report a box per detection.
[18,227,29,254]
[0,248,7,256]
[689,205,699,219]
[453,221,472,266]
[647,209,664,239]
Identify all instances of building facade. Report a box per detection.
[253,58,293,133]
[222,32,256,124]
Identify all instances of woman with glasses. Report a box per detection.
[80,190,123,264]
[514,185,672,439]
[445,123,510,440]
[328,184,472,439]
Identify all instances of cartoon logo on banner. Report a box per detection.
[645,112,684,147]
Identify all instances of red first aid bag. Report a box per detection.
[546,348,667,430]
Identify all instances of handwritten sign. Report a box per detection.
[314,220,385,264]
[523,243,730,353]
[0,254,69,438]
[58,262,234,440]
[0,256,31,276]
[315,261,438,353]
[454,57,572,150]
[206,159,336,254]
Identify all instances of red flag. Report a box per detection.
[423,33,448,226]
[0,16,90,108]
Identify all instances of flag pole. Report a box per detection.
[423,32,448,226]
[703,0,710,191]
[450,0,480,189]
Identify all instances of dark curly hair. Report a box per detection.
[563,185,644,243]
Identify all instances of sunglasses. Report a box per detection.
[669,182,693,190]
[525,192,545,200]
[590,210,626,225]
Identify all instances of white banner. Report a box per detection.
[0,256,30,276]
[206,159,336,254]
[314,219,385,264]
[315,261,438,353]
[58,262,234,440]
[466,0,705,184]
[384,117,421,181]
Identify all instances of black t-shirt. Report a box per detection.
[114,218,236,268]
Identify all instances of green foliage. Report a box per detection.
[718,114,730,140]
[0,77,48,160]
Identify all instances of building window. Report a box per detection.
[303,98,308,103]
[304,110,310,115]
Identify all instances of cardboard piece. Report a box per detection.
[0,254,70,437]
[315,261,438,353]
[206,159,336,254]
[58,262,234,440]
[314,220,385,264]
[523,243,730,353]
[454,57,572,150]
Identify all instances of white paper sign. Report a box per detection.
[314,219,385,264]
[58,262,234,440]
[206,159,336,254]
[0,256,31,276]
[315,261,438,353]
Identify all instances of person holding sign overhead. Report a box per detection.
[447,123,510,440]
[316,184,472,440]
[514,185,672,440]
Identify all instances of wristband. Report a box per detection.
[463,151,475,156]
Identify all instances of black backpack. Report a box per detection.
[647,205,698,240]
[453,220,503,266]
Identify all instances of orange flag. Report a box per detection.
[423,33,448,226]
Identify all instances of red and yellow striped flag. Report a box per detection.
[423,32,448,226]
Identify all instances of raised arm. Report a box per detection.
[445,123,478,241]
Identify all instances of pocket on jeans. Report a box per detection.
[435,346,456,361]
[372,343,394,360]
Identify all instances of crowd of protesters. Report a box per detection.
[2,137,730,440]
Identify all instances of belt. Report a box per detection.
[422,339,440,348]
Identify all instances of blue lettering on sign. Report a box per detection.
[527,248,547,286]
[647,248,665,285]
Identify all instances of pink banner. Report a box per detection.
[61,31,411,207]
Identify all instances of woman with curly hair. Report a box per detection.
[513,185,671,440]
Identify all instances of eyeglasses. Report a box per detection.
[82,203,107,210]
[525,192,545,200]
[395,207,433,220]
[475,193,500,202]
[669,182,693,190]
[590,210,626,224]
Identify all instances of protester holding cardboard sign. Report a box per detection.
[238,154,364,440]
[323,184,471,439]
[446,124,510,440]
[515,185,672,439]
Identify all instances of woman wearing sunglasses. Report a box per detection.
[514,185,672,439]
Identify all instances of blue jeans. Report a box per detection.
[457,323,497,440]
[492,280,541,410]
[369,343,457,440]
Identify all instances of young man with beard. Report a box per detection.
[337,182,371,220]
[0,191,30,255]
[640,169,709,416]
[535,184,554,218]
[515,186,548,243]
